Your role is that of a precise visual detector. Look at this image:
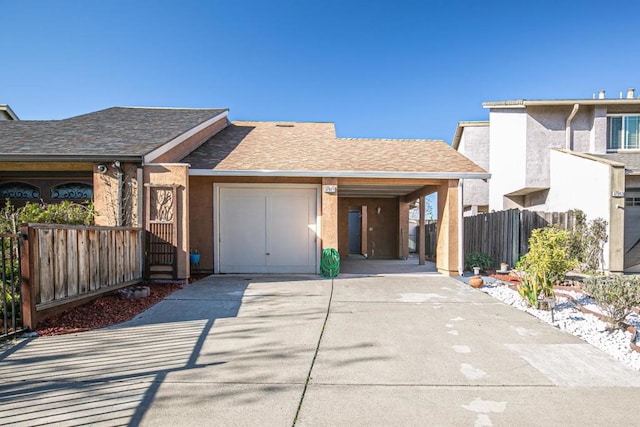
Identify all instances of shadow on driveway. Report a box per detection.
[0,274,329,426]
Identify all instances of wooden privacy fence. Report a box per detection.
[417,222,437,260]
[20,224,144,329]
[464,209,577,269]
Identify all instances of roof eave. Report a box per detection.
[0,154,143,162]
[483,99,640,109]
[189,169,491,180]
[452,121,490,150]
[0,104,19,120]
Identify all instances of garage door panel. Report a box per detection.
[219,191,266,269]
[267,191,315,267]
[217,186,318,274]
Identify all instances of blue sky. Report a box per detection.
[2,0,639,143]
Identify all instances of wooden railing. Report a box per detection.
[20,224,144,328]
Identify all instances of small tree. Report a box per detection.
[516,226,576,309]
[567,209,608,273]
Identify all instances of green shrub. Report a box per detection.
[516,226,576,309]
[520,227,576,281]
[583,275,640,329]
[1,199,95,233]
[0,285,21,319]
[19,200,96,226]
[464,252,494,271]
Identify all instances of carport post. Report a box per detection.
[436,179,460,276]
[321,177,339,251]
[418,195,425,265]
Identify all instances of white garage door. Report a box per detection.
[216,184,319,273]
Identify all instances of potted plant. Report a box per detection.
[189,249,200,265]
[464,252,494,274]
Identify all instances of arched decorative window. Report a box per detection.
[50,183,93,200]
[0,182,40,199]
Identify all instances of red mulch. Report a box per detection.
[35,282,185,336]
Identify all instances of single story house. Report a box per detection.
[0,105,488,278]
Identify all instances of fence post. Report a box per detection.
[19,225,37,330]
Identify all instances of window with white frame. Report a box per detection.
[608,115,640,150]
[626,190,640,207]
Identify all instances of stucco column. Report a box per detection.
[418,196,425,265]
[321,178,339,251]
[609,164,625,272]
[93,162,140,227]
[436,179,460,276]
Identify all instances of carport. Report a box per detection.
[323,177,469,276]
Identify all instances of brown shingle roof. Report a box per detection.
[183,121,487,176]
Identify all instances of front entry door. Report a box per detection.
[348,210,361,254]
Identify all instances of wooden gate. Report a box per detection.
[145,184,178,280]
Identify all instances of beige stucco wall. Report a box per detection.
[436,180,459,276]
[188,175,459,274]
[547,150,623,271]
[321,178,339,251]
[338,197,399,259]
[144,164,190,279]
[93,162,140,227]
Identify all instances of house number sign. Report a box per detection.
[324,185,337,194]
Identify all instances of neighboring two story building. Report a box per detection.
[454,89,640,272]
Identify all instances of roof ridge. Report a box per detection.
[116,106,228,111]
[337,137,443,142]
[231,120,335,124]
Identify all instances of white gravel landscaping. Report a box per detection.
[477,277,640,371]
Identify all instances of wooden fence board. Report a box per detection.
[22,224,144,327]
[54,229,67,300]
[67,229,79,296]
[89,230,99,290]
[116,230,124,283]
[99,230,109,288]
[78,229,89,293]
[110,230,116,286]
[38,229,55,304]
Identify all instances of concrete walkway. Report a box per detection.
[2,269,640,426]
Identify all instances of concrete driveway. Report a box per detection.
[2,270,640,426]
